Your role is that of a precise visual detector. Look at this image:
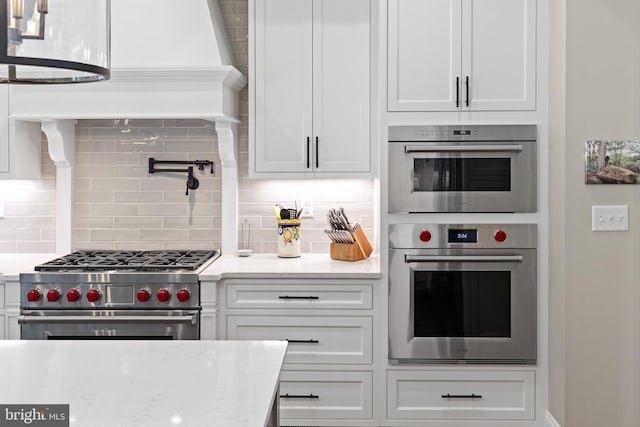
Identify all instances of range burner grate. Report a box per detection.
[35,250,220,272]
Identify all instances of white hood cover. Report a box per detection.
[9,0,245,121]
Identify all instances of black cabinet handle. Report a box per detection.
[306,136,310,169]
[455,76,460,108]
[465,76,470,107]
[441,393,482,399]
[280,393,319,399]
[286,339,319,344]
[315,136,319,169]
[278,295,319,300]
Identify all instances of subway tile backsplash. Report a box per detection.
[73,119,222,251]
[1,119,375,255]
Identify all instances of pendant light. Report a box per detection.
[0,0,110,83]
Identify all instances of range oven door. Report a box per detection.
[388,140,537,213]
[19,310,200,340]
[388,248,537,363]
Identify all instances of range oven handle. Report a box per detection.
[404,255,523,263]
[404,144,523,153]
[18,315,198,325]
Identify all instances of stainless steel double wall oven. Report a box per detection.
[387,124,538,364]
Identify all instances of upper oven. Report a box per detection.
[388,125,537,213]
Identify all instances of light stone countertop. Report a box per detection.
[199,253,381,280]
[0,340,287,427]
[0,253,57,279]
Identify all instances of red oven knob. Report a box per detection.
[66,289,81,302]
[177,289,190,303]
[46,289,61,302]
[27,289,41,302]
[87,289,101,303]
[419,230,432,242]
[137,289,151,302]
[157,289,171,303]
[494,230,507,242]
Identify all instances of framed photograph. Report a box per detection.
[584,140,640,184]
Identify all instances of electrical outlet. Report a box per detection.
[592,205,628,232]
[300,195,314,218]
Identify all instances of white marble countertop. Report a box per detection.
[0,253,57,279]
[0,340,287,427]
[200,253,380,280]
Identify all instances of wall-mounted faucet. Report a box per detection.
[148,158,215,195]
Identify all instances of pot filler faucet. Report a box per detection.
[148,158,215,195]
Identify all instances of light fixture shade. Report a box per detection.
[0,0,110,83]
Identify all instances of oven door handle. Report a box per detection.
[404,144,523,153]
[404,255,523,263]
[18,315,198,325]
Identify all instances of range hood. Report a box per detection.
[6,0,246,255]
[9,0,246,121]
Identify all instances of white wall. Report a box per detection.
[549,0,640,426]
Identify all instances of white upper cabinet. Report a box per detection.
[388,0,536,112]
[251,0,371,176]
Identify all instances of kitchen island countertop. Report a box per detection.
[199,253,380,280]
[0,340,287,427]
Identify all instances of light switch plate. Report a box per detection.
[592,205,629,231]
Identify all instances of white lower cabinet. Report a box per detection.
[279,371,373,421]
[226,315,372,365]
[221,279,376,426]
[387,370,535,421]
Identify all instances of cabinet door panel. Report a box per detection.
[227,316,372,364]
[313,0,370,172]
[388,370,535,420]
[254,0,313,172]
[279,371,373,420]
[0,86,7,173]
[388,0,462,111]
[464,0,536,110]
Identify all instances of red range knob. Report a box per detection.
[177,289,190,303]
[137,289,151,302]
[87,289,101,303]
[66,289,81,302]
[46,289,61,302]
[27,289,41,302]
[157,289,171,303]
[419,230,432,242]
[494,230,507,242]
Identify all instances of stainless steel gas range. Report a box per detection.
[19,250,220,340]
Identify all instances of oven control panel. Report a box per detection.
[389,223,537,249]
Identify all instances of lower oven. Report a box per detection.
[389,223,537,364]
[19,309,200,340]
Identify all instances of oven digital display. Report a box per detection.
[448,229,477,243]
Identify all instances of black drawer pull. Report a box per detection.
[280,393,319,399]
[441,393,483,399]
[286,339,319,344]
[278,295,319,300]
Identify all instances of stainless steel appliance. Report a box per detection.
[19,250,220,340]
[388,125,537,213]
[389,224,537,363]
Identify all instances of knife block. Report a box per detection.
[330,226,373,262]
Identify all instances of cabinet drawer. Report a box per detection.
[227,316,372,364]
[387,370,535,420]
[226,283,372,309]
[279,371,373,421]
